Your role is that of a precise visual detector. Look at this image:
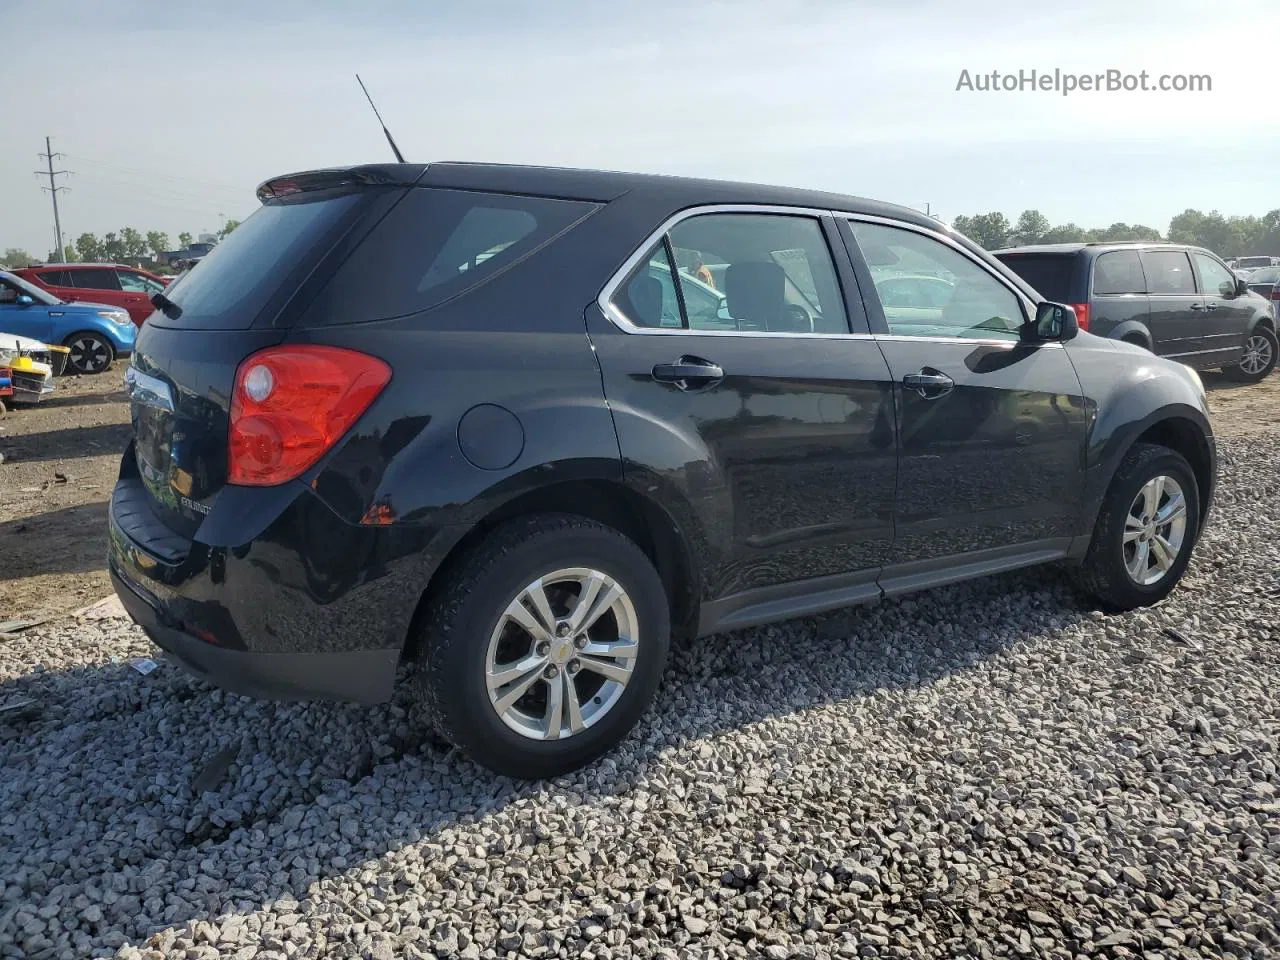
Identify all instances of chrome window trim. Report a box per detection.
[837,213,1038,324]
[596,204,854,338]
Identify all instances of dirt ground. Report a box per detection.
[3,362,1279,621]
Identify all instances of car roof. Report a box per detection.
[260,161,944,231]
[994,241,1213,257]
[25,262,140,270]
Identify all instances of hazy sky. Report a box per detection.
[4,0,1277,257]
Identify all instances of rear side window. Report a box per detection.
[994,254,1074,302]
[158,190,364,330]
[36,270,72,287]
[309,188,598,324]
[1141,251,1196,295]
[73,268,122,291]
[1092,251,1146,295]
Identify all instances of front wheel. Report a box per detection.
[1074,442,1200,611]
[413,514,671,778]
[63,331,116,375]
[1225,327,1277,383]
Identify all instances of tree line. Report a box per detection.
[0,219,240,270]
[951,209,1280,257]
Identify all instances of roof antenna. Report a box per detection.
[356,74,407,163]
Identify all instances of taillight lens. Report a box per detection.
[1271,287,1279,301]
[1070,303,1090,331]
[228,345,391,486]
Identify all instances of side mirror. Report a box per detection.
[1236,277,1250,297]
[1025,301,1079,342]
[16,295,34,306]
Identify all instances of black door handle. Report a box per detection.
[902,368,954,399]
[1205,303,1219,311]
[652,356,724,389]
[1190,302,1204,311]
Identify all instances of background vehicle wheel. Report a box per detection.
[414,514,671,778]
[1074,442,1199,611]
[63,332,115,375]
[1224,327,1277,383]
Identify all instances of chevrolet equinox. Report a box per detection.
[111,163,1216,778]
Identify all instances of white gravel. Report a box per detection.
[3,435,1279,960]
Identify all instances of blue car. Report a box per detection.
[0,270,136,374]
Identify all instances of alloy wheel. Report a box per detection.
[1240,334,1273,376]
[1122,475,1187,586]
[484,567,639,741]
[68,335,112,374]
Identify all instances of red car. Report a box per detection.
[14,263,170,327]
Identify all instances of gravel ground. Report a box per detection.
[2,435,1279,960]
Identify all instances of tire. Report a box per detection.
[1121,335,1149,351]
[63,331,115,375]
[414,514,671,778]
[1074,442,1200,611]
[1223,326,1277,383]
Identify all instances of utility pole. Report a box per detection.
[35,137,71,261]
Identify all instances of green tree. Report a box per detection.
[0,248,34,267]
[1041,222,1087,243]
[101,232,124,261]
[119,227,147,260]
[218,219,241,239]
[75,232,102,261]
[952,212,1011,250]
[63,245,77,262]
[146,231,171,258]
[177,231,193,248]
[1011,209,1051,247]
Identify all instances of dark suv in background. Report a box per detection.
[994,242,1277,382]
[110,163,1216,777]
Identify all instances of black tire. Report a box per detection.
[1223,326,1277,383]
[1121,335,1150,351]
[1074,442,1200,611]
[63,331,115,375]
[414,514,670,778]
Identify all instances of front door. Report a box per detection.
[1192,251,1251,367]
[839,217,1090,579]
[591,209,898,603]
[1140,249,1204,360]
[0,277,55,342]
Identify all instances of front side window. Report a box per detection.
[117,270,164,295]
[611,212,849,335]
[1193,253,1236,298]
[1141,251,1196,295]
[1092,251,1146,295]
[73,268,122,291]
[848,220,1024,339]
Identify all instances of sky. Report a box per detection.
[3,0,1277,258]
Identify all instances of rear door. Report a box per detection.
[590,208,898,602]
[115,269,163,324]
[68,267,129,312]
[840,217,1090,582]
[1193,251,1250,366]
[1139,249,1204,360]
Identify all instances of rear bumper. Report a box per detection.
[112,569,397,703]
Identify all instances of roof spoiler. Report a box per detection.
[255,164,428,203]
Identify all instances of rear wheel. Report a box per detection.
[1075,442,1199,611]
[63,332,115,375]
[1225,327,1277,383]
[413,514,670,778]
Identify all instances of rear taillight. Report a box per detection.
[1070,303,1090,331]
[1271,287,1280,301]
[228,345,391,486]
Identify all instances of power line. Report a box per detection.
[63,154,247,196]
[35,137,71,258]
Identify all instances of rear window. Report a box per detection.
[1249,267,1280,283]
[305,188,598,325]
[994,253,1074,302]
[1238,257,1273,269]
[157,190,364,330]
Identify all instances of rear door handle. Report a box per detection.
[652,356,724,390]
[1205,302,1219,311]
[1190,302,1204,311]
[902,368,954,399]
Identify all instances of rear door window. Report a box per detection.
[36,270,72,287]
[72,268,122,291]
[993,254,1074,302]
[1141,251,1197,295]
[1092,251,1146,295]
[308,188,599,325]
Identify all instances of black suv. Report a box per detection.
[994,242,1277,382]
[111,163,1216,777]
